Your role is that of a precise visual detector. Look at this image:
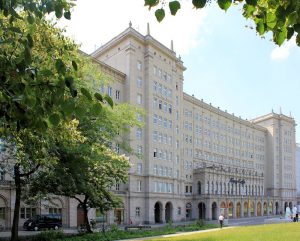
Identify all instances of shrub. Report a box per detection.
[31,230,65,241]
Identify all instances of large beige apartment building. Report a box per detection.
[0,24,297,229]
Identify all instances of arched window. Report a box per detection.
[197,181,201,195]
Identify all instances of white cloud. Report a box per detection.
[270,36,296,60]
[58,0,207,55]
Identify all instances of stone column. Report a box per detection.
[205,200,212,220]
[241,201,244,218]
[232,201,236,219]
[162,206,165,223]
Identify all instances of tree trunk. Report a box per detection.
[11,165,21,241]
[83,203,92,233]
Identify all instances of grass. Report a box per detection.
[147,223,300,241]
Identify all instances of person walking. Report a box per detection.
[218,214,224,229]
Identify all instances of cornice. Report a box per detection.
[183,92,267,132]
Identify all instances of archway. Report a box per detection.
[244,202,248,217]
[236,202,241,218]
[165,202,173,222]
[186,203,192,220]
[269,202,273,215]
[0,196,8,229]
[220,202,226,217]
[198,202,205,219]
[154,202,163,223]
[263,202,267,215]
[275,202,279,215]
[228,202,233,219]
[212,202,217,220]
[257,202,262,216]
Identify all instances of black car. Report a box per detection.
[23,214,62,231]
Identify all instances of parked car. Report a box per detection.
[23,214,62,231]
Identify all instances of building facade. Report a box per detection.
[296,143,300,206]
[0,24,297,229]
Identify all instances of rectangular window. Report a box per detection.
[21,207,36,219]
[137,61,142,71]
[49,208,62,214]
[177,207,181,215]
[168,104,172,114]
[153,66,157,76]
[137,180,142,192]
[135,207,141,217]
[153,98,157,108]
[153,81,157,91]
[0,168,4,181]
[158,100,162,109]
[153,148,157,157]
[136,128,142,139]
[137,77,142,87]
[107,86,112,97]
[137,163,142,174]
[115,90,120,100]
[115,183,120,190]
[137,145,143,155]
[137,94,142,104]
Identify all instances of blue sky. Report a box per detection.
[60,0,299,142]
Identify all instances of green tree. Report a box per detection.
[145,0,300,46]
[28,87,143,232]
[0,2,114,239]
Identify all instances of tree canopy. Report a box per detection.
[144,0,300,46]
[0,1,142,239]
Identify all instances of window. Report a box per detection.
[137,113,143,122]
[137,180,142,192]
[153,98,157,108]
[158,100,162,109]
[137,163,142,174]
[135,207,141,217]
[137,77,143,87]
[0,167,4,181]
[20,207,36,219]
[137,61,142,70]
[115,183,120,190]
[115,144,120,154]
[49,208,62,214]
[115,90,120,100]
[168,104,172,114]
[107,86,112,97]
[137,94,142,104]
[153,148,157,157]
[100,84,105,93]
[153,81,157,91]
[137,146,143,155]
[185,186,189,193]
[153,66,157,76]
[136,128,142,139]
[177,207,181,215]
[0,207,5,220]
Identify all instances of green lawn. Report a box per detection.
[147,223,300,241]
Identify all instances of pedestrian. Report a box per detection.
[218,214,224,229]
